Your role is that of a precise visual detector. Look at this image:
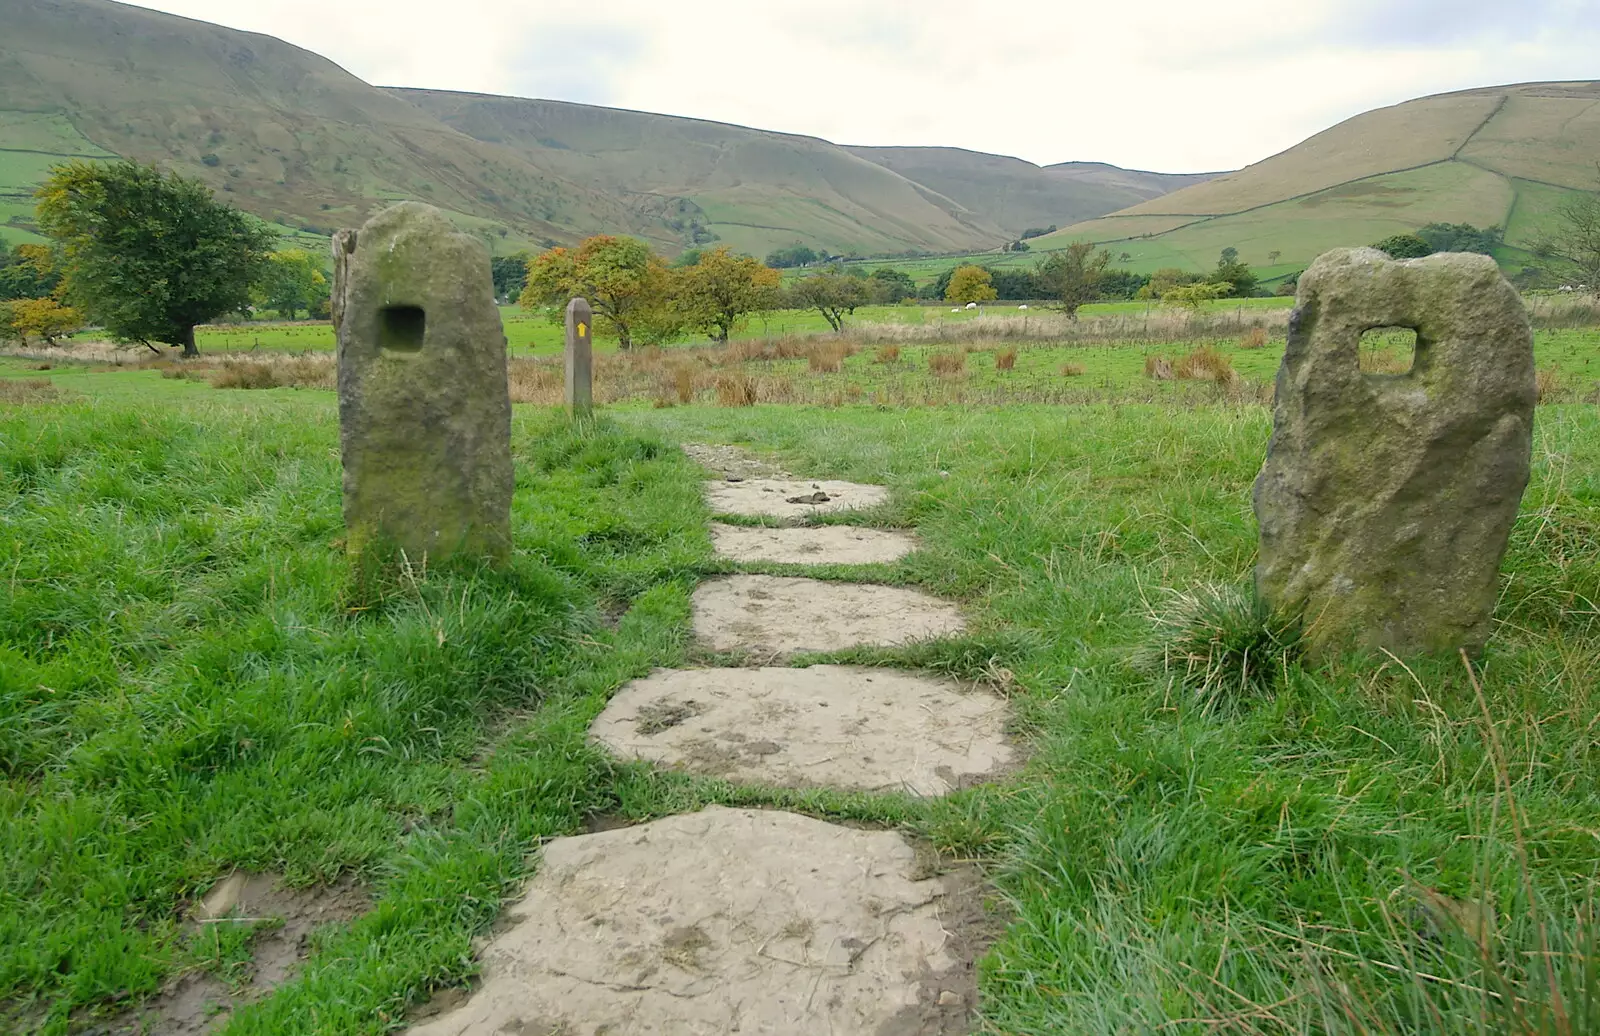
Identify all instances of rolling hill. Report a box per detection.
[0,0,1203,258]
[1026,81,1600,280]
[393,89,1005,258]
[843,147,1218,237]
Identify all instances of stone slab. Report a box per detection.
[405,807,981,1036]
[710,523,917,565]
[693,575,966,656]
[591,665,1014,796]
[705,479,890,519]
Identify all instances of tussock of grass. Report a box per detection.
[1139,583,1302,703]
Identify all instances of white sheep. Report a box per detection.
[965,302,978,310]
[1018,304,1029,310]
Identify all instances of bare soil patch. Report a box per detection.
[405,806,988,1036]
[680,442,790,479]
[89,873,368,1036]
[692,575,966,656]
[591,665,1016,795]
[709,522,918,565]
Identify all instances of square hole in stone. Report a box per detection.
[1360,326,1418,375]
[379,306,426,352]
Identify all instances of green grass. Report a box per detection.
[3,356,1599,1033]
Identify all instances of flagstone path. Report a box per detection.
[411,444,1009,1035]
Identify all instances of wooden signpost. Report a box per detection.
[565,296,594,417]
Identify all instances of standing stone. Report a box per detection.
[565,296,594,417]
[332,202,513,563]
[1254,248,1535,658]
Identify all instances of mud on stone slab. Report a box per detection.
[692,574,967,656]
[404,806,987,1036]
[709,522,917,565]
[591,665,1015,796]
[705,479,891,520]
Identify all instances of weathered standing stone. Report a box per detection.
[333,202,513,562]
[1254,248,1535,658]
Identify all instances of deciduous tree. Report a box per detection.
[36,160,276,356]
[676,246,782,342]
[1036,243,1111,317]
[253,249,328,320]
[1213,247,1257,297]
[1372,234,1433,259]
[0,243,63,301]
[1535,175,1600,291]
[519,236,670,350]
[789,271,867,332]
[1164,281,1234,310]
[4,296,82,345]
[945,265,997,305]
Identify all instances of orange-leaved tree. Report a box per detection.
[518,235,671,350]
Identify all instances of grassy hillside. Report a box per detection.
[0,0,680,253]
[845,146,1218,237]
[1029,81,1600,277]
[392,90,1014,258]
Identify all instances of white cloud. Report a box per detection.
[129,0,1600,172]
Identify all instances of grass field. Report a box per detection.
[3,317,1599,1033]
[64,301,1297,359]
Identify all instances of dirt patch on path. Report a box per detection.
[592,665,1016,796]
[693,574,966,656]
[90,874,369,1035]
[405,806,988,1036]
[681,442,790,479]
[710,523,918,565]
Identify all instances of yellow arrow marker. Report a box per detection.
[577,322,588,338]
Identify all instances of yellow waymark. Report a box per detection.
[577,322,588,338]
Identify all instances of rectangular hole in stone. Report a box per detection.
[1359,326,1418,375]
[379,306,426,353]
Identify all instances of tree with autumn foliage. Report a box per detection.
[675,246,782,342]
[945,265,997,305]
[1,297,83,346]
[519,236,672,350]
[36,161,276,356]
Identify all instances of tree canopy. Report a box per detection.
[945,265,997,305]
[253,249,329,320]
[674,246,781,342]
[36,160,277,356]
[1036,243,1111,316]
[789,271,867,332]
[1372,234,1434,259]
[519,235,671,350]
[1535,177,1600,290]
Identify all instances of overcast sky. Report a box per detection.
[135,0,1600,172]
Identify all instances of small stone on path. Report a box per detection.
[706,479,890,519]
[710,523,918,565]
[404,806,982,1036]
[694,574,966,655]
[591,666,1014,795]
